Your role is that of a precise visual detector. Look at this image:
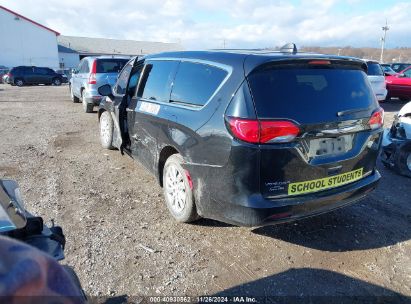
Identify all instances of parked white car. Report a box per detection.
[365,60,387,102]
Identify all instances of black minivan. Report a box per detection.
[97,47,383,226]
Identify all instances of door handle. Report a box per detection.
[126,108,133,112]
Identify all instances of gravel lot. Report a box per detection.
[0,84,410,301]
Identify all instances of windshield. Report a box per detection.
[367,63,384,76]
[248,66,376,123]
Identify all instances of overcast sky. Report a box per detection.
[1,0,410,49]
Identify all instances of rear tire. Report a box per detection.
[384,94,391,102]
[99,111,114,149]
[163,154,199,223]
[52,78,62,86]
[15,79,24,87]
[81,90,93,113]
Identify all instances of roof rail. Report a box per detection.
[280,43,298,54]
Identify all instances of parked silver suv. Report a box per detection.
[69,56,129,112]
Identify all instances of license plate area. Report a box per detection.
[308,135,353,158]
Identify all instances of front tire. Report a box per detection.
[99,111,114,149]
[163,154,199,223]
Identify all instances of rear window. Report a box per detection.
[96,59,128,73]
[367,63,384,76]
[170,62,228,106]
[248,66,376,123]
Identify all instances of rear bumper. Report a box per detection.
[83,88,103,105]
[201,170,380,227]
[376,89,387,101]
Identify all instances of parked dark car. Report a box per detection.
[96,47,383,227]
[8,66,68,87]
[390,63,411,73]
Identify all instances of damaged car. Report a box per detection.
[96,46,383,227]
[381,102,411,177]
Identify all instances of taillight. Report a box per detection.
[227,118,259,143]
[88,60,97,84]
[227,117,300,144]
[368,108,384,130]
[260,121,300,143]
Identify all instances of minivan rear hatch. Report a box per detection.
[246,59,382,198]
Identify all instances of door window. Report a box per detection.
[127,64,144,97]
[115,63,133,95]
[35,68,48,75]
[79,60,89,73]
[170,62,228,106]
[23,67,33,74]
[403,68,411,78]
[137,61,178,102]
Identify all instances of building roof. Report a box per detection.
[0,5,60,36]
[57,35,184,56]
[57,45,78,54]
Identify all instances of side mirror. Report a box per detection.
[397,73,406,78]
[72,69,78,74]
[98,84,114,100]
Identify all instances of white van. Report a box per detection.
[365,60,387,102]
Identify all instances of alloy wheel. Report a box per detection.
[165,165,187,213]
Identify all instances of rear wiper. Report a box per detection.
[337,107,370,117]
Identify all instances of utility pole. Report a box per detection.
[380,19,389,63]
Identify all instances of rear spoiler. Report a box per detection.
[245,57,368,75]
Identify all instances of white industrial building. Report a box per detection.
[0,5,60,69]
[0,5,183,71]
